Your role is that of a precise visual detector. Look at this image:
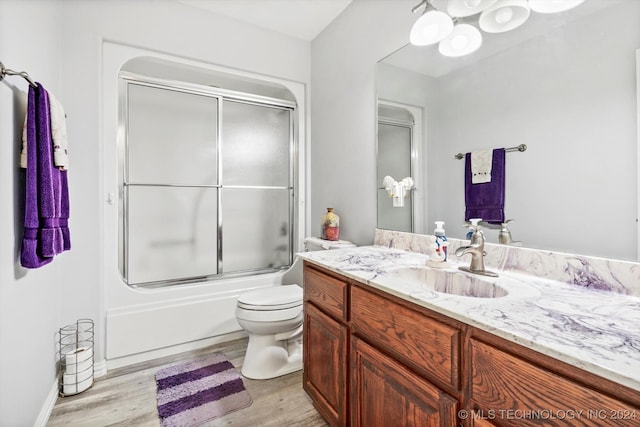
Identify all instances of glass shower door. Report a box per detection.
[120,74,296,287]
[221,100,293,273]
[125,83,219,285]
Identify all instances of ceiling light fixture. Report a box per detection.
[439,23,483,57]
[409,0,587,57]
[409,1,454,46]
[479,0,531,33]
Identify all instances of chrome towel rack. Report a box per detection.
[0,60,37,88]
[454,144,527,160]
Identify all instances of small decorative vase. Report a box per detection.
[321,208,340,241]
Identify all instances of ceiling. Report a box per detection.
[177,0,353,41]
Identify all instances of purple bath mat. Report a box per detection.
[155,353,252,427]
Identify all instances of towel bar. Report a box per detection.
[455,144,527,160]
[0,60,37,88]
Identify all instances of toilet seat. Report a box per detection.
[237,286,302,311]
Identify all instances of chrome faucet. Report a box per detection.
[455,225,498,277]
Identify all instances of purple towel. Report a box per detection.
[464,148,505,224]
[20,83,71,268]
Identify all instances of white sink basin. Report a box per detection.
[387,267,508,298]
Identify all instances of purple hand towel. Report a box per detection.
[21,83,71,268]
[464,148,505,224]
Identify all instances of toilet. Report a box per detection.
[235,237,355,380]
[236,285,304,379]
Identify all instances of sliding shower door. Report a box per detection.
[222,101,292,273]
[120,75,295,287]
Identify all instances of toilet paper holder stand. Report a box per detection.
[57,319,94,396]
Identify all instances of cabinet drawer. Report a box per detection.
[350,285,460,391]
[470,338,639,427]
[303,264,348,322]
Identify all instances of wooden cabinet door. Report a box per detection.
[469,338,639,427]
[303,302,349,427]
[351,336,458,427]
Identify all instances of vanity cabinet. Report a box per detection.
[302,262,640,427]
[303,265,349,427]
[303,262,459,427]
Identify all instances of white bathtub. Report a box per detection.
[105,257,303,369]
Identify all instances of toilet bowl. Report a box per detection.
[235,285,303,379]
[235,239,355,380]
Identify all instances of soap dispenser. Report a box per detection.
[427,221,449,268]
[466,218,481,240]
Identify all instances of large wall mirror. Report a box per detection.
[377,0,640,261]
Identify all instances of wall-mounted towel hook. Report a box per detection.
[0,60,37,88]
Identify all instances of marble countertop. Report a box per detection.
[298,245,640,393]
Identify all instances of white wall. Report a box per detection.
[310,0,417,245]
[1,0,310,424]
[0,2,64,425]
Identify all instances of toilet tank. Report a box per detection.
[304,237,356,251]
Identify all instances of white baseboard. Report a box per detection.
[94,358,108,378]
[34,379,59,427]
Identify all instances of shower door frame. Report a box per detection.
[118,72,298,288]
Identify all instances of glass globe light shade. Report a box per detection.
[479,0,530,33]
[410,10,454,46]
[439,24,483,57]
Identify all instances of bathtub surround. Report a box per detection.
[299,229,640,393]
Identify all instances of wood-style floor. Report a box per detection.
[47,338,328,426]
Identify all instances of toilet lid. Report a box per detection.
[237,285,303,311]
